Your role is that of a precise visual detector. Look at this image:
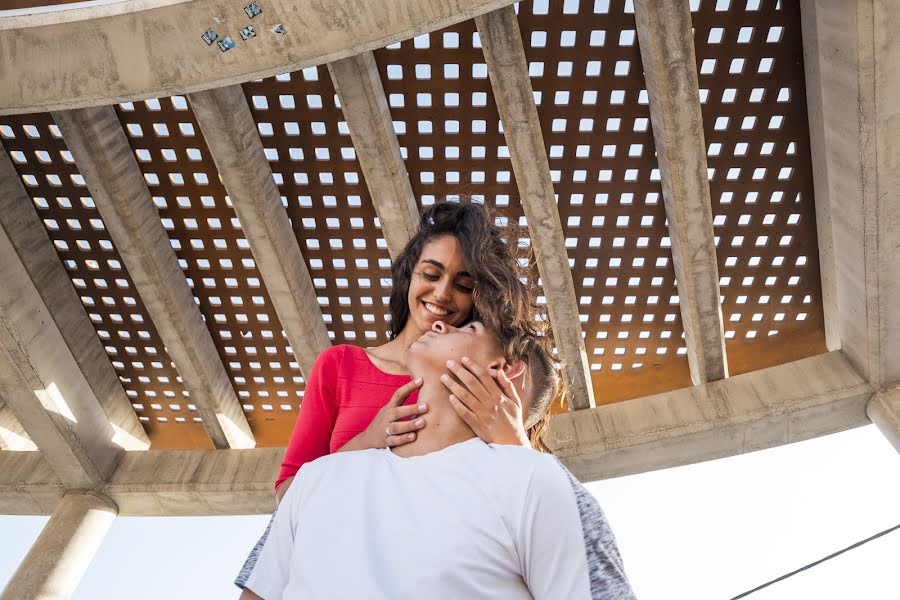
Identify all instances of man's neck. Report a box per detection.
[391,381,475,458]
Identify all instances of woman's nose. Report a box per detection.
[433,278,453,302]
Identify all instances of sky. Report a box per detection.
[1,424,898,599]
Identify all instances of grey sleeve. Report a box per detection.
[234,510,277,589]
[554,458,638,600]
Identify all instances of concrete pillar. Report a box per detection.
[867,386,900,454]
[1,492,117,600]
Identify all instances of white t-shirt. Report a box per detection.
[244,438,635,599]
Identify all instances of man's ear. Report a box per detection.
[502,360,527,382]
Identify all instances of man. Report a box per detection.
[241,321,636,599]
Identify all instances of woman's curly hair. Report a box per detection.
[388,200,539,345]
[388,200,564,450]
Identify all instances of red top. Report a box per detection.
[276,344,417,489]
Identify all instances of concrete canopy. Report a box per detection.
[0,0,897,518]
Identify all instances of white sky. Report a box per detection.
[1,424,898,599]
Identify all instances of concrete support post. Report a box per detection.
[0,491,117,600]
[189,85,331,378]
[867,387,900,454]
[634,0,728,385]
[328,52,421,260]
[800,0,900,387]
[476,6,596,410]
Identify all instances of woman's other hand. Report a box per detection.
[442,357,531,447]
[277,379,426,505]
[340,378,427,452]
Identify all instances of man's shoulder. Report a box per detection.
[483,445,572,489]
[296,447,382,482]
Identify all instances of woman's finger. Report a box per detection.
[440,374,479,409]
[388,402,428,423]
[385,417,425,436]
[460,357,499,394]
[386,432,417,447]
[445,360,488,399]
[496,369,522,408]
[385,378,423,409]
[448,394,478,429]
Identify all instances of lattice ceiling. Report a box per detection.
[0,0,825,449]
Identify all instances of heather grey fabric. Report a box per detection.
[234,511,275,589]
[554,458,639,599]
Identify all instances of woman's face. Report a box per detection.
[404,235,475,335]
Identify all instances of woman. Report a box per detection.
[236,201,543,594]
[272,200,541,500]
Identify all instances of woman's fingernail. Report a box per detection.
[415,378,423,384]
[418,404,427,412]
[461,356,470,363]
[446,360,456,368]
[408,433,416,440]
[414,419,424,427]
[440,374,449,382]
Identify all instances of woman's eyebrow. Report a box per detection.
[421,259,472,278]
[421,259,444,270]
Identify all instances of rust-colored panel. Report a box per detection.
[114,97,307,446]
[692,0,826,375]
[0,113,209,449]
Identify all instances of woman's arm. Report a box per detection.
[275,378,425,504]
[275,348,343,492]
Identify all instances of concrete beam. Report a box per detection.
[328,52,420,260]
[0,150,134,487]
[475,7,595,411]
[0,144,149,453]
[634,0,728,385]
[0,452,63,515]
[548,351,874,481]
[0,491,117,600]
[189,85,331,377]
[867,385,900,454]
[51,107,254,450]
[800,0,900,387]
[799,0,840,351]
[0,402,36,451]
[0,0,518,115]
[103,447,281,516]
[0,448,282,516]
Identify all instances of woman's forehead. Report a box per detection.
[419,235,466,266]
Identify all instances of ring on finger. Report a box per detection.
[385,426,391,437]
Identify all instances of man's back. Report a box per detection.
[245,438,636,599]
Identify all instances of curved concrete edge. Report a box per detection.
[548,350,876,482]
[866,385,900,454]
[0,0,516,115]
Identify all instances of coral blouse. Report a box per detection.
[276,344,417,489]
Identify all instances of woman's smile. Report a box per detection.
[423,301,450,318]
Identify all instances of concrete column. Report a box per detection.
[476,6,595,410]
[1,491,117,600]
[328,52,421,261]
[867,386,900,454]
[189,85,331,379]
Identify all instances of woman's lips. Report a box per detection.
[422,301,451,318]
